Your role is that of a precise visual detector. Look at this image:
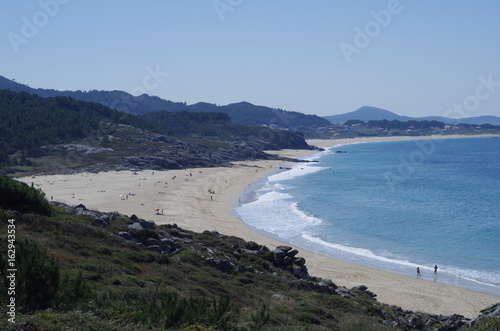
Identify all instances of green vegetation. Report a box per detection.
[471,316,500,330]
[141,110,231,137]
[0,208,395,330]
[0,90,311,175]
[0,75,331,129]
[0,90,151,158]
[141,110,309,150]
[0,175,52,215]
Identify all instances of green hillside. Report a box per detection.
[0,90,313,175]
[0,76,330,131]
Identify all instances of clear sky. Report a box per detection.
[1,0,500,118]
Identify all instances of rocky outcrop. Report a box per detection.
[121,140,283,171]
[468,302,500,328]
[273,246,309,279]
[33,123,314,175]
[42,144,113,154]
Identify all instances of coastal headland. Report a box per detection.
[18,134,500,318]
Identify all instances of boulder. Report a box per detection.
[259,245,270,252]
[99,214,110,222]
[288,249,299,258]
[140,220,157,230]
[353,285,368,292]
[128,222,143,230]
[238,265,255,273]
[274,248,287,265]
[110,233,124,240]
[276,245,292,252]
[118,232,132,240]
[218,260,235,273]
[283,256,292,265]
[294,257,306,266]
[205,258,235,273]
[335,287,352,298]
[82,210,98,217]
[241,249,259,256]
[161,238,180,250]
[93,217,109,227]
[177,232,193,239]
[147,238,161,246]
[159,230,171,237]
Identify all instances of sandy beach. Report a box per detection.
[18,134,499,318]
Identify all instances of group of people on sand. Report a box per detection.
[416,265,439,281]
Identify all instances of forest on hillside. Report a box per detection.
[0,90,312,172]
[0,90,149,163]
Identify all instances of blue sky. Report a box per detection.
[2,0,500,118]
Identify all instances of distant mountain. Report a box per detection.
[324,106,412,123]
[325,106,500,126]
[0,75,187,114]
[0,75,329,130]
[418,115,500,126]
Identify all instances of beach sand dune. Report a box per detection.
[19,135,499,318]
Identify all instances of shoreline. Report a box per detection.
[18,134,500,318]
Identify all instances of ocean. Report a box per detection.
[234,137,500,296]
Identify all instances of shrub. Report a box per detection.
[0,239,59,311]
[472,316,500,330]
[0,175,52,215]
[0,239,89,312]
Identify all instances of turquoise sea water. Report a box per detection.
[234,137,500,296]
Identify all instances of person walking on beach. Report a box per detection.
[416,267,421,278]
[434,265,438,275]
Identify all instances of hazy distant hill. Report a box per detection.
[324,106,412,123]
[0,75,187,114]
[417,115,500,126]
[0,75,329,130]
[325,106,500,125]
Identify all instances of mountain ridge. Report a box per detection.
[324,106,500,125]
[0,75,329,130]
[3,75,499,127]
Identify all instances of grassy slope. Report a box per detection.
[0,205,398,331]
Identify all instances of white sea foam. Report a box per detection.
[235,189,323,240]
[302,233,417,269]
[301,234,500,292]
[268,164,328,183]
